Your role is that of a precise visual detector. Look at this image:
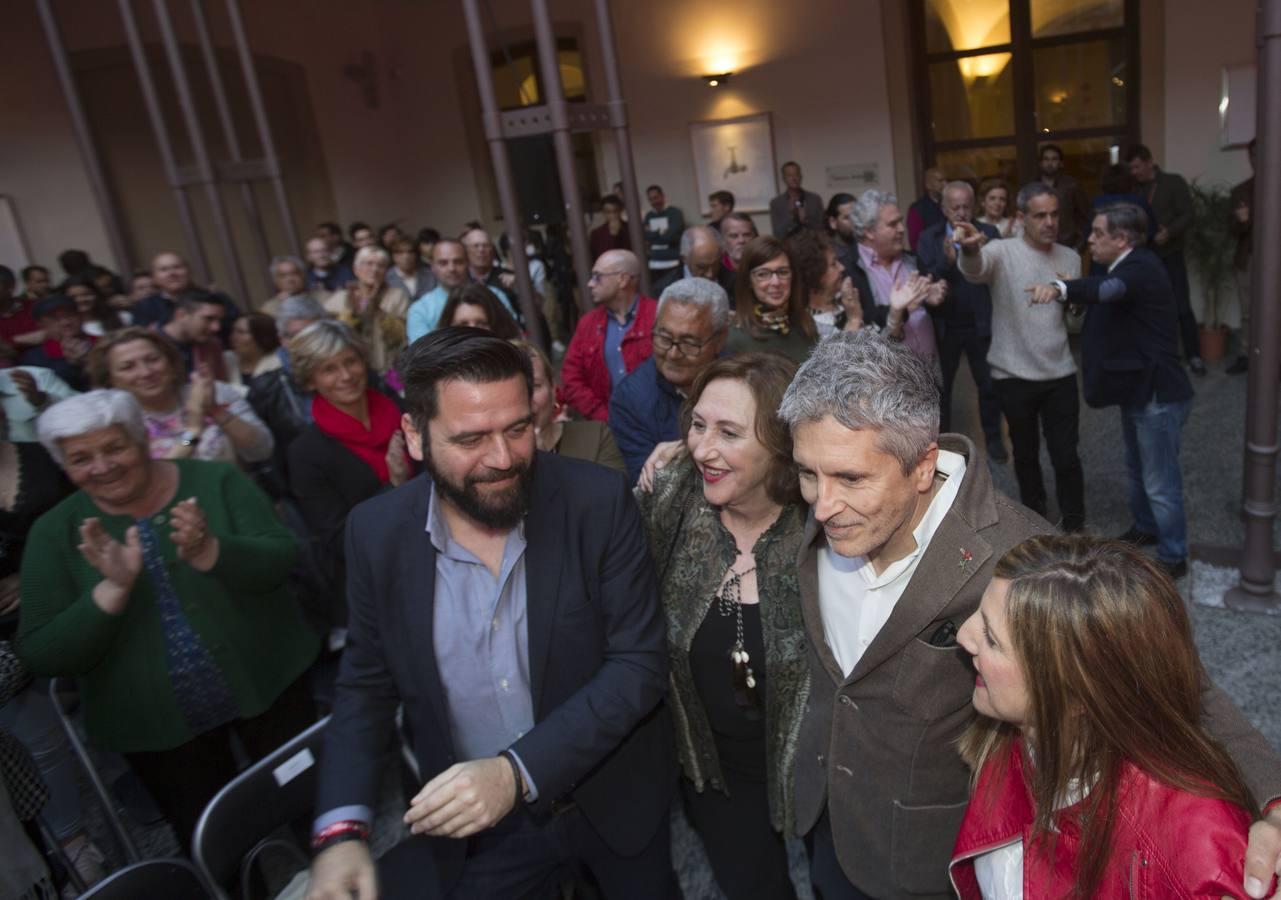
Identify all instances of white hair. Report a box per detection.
[849,190,899,241]
[943,180,975,202]
[353,245,390,267]
[657,277,730,332]
[37,389,148,466]
[778,330,939,472]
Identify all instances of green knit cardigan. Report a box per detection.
[17,460,320,752]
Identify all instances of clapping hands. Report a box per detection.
[170,497,218,571]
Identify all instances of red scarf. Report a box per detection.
[312,388,404,483]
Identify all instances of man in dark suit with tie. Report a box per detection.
[306,328,676,899]
[1026,202,1194,578]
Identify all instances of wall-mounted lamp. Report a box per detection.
[703,72,733,87]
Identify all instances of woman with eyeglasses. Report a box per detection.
[726,236,817,364]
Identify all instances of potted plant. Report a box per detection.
[1185,181,1235,362]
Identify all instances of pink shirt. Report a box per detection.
[857,244,936,357]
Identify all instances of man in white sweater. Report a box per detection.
[954,183,1085,531]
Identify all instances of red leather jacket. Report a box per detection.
[950,739,1261,899]
[559,295,656,422]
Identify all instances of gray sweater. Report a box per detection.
[959,237,1081,381]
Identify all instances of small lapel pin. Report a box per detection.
[959,548,973,568]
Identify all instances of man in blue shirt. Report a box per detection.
[308,329,676,899]
[408,240,516,343]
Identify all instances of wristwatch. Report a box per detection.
[178,429,200,448]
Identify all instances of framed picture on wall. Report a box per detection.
[689,112,777,215]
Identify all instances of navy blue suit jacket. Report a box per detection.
[315,453,674,889]
[917,219,999,338]
[1064,246,1193,409]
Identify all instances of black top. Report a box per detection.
[689,598,767,782]
[286,425,390,630]
[0,442,72,637]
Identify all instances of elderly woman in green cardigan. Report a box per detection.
[16,389,319,846]
[634,352,810,900]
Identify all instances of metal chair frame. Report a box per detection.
[47,678,142,864]
[192,715,330,900]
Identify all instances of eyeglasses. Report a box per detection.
[750,266,792,283]
[653,331,714,356]
[589,270,625,283]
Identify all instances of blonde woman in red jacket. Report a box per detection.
[949,535,1267,899]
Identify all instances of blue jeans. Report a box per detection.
[0,678,85,840]
[1120,397,1191,563]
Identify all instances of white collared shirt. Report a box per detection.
[1107,246,1133,273]
[817,449,967,678]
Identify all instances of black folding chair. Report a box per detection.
[47,678,142,864]
[192,716,330,900]
[80,857,213,899]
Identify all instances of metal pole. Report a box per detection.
[151,0,249,303]
[530,0,593,314]
[36,0,134,275]
[460,0,546,350]
[591,0,648,293]
[189,0,271,288]
[224,0,303,256]
[1225,0,1281,613]
[118,0,212,282]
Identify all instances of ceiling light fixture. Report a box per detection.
[704,72,733,87]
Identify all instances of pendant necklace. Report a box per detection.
[716,559,762,717]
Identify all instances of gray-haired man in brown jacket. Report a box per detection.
[779,331,1281,899]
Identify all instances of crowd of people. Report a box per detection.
[0,136,1273,900]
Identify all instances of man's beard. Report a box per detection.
[424,451,535,530]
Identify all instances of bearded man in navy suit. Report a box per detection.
[306,328,676,900]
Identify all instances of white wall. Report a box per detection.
[1161,0,1257,326]
[600,0,898,234]
[0,0,1261,302]
[1162,0,1256,189]
[1,0,897,279]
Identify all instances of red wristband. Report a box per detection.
[311,820,369,851]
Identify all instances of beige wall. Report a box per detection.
[0,0,1261,303]
[1161,0,1257,326]
[2,0,896,284]
[1162,0,1256,186]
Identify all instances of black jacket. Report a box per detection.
[285,424,407,629]
[649,264,737,306]
[1064,246,1193,409]
[315,454,675,891]
[917,220,999,338]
